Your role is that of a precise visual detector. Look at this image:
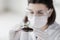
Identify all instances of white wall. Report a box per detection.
[53,0,60,24]
[0,0,5,12]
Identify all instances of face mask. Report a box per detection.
[28,15,48,29]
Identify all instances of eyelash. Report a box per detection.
[38,12,43,14]
[29,11,44,15]
[37,11,43,14]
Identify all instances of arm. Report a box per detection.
[9,25,22,40]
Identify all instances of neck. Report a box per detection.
[40,24,48,31]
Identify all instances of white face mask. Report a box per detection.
[28,15,48,28]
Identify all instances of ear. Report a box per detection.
[48,9,53,17]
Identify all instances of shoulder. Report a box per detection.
[48,22,60,40]
[48,22,60,30]
[45,22,60,35]
[54,30,60,40]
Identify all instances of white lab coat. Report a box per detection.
[9,22,60,40]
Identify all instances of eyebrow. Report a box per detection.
[38,10,43,12]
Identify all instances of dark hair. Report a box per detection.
[27,0,56,26]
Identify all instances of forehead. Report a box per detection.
[28,3,48,11]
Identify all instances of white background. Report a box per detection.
[0,0,60,40]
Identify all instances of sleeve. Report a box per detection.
[9,24,22,40]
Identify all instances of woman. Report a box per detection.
[9,0,60,40]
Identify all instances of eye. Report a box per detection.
[37,11,43,14]
[30,11,34,14]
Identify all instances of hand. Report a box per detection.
[33,28,49,40]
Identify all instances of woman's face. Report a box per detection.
[26,3,53,28]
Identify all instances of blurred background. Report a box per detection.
[0,0,60,40]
